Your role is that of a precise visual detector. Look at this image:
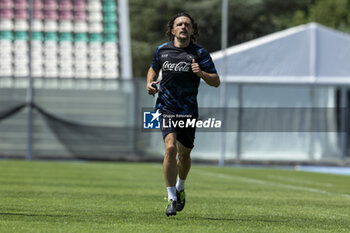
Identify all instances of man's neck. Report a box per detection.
[173,38,190,48]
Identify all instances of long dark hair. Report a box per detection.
[166,12,199,43]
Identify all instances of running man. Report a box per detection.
[146,12,220,216]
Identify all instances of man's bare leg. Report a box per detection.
[177,141,192,181]
[175,141,192,212]
[164,133,178,216]
[163,133,177,198]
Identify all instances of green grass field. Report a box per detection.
[0,160,350,232]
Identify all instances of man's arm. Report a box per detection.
[191,59,220,87]
[197,71,220,87]
[146,67,160,95]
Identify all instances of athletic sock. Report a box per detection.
[167,186,177,201]
[176,177,185,191]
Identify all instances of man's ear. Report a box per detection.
[171,29,175,35]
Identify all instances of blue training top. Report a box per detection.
[151,41,217,117]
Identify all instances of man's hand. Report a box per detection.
[191,59,203,78]
[191,59,220,87]
[147,80,160,95]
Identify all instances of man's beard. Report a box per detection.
[176,34,190,43]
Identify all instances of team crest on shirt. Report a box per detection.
[186,55,193,60]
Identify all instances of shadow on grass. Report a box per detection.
[192,216,288,223]
[0,212,71,218]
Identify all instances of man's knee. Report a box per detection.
[177,141,192,162]
[164,133,177,157]
[178,151,191,162]
[165,143,177,157]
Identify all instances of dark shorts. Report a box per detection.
[160,113,196,149]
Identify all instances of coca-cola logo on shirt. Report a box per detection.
[162,61,191,72]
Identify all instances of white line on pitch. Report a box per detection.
[194,170,350,199]
[266,175,333,187]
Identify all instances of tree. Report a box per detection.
[129,0,222,77]
[226,0,315,45]
[128,0,316,77]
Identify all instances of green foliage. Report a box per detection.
[129,0,350,77]
[1,161,350,232]
[309,0,350,31]
[289,0,350,31]
[129,0,222,77]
